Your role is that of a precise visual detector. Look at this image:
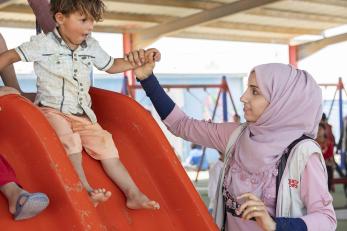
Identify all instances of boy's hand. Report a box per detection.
[125,48,161,67]
[125,49,146,67]
[125,48,161,80]
[144,48,161,63]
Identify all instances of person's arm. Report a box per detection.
[140,73,238,152]
[0,33,22,92]
[126,49,238,152]
[105,58,134,74]
[106,48,161,74]
[140,74,175,120]
[27,0,55,33]
[0,33,36,101]
[274,218,307,230]
[0,49,35,101]
[273,154,336,231]
[0,50,21,73]
[299,154,337,230]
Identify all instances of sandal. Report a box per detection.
[13,192,49,221]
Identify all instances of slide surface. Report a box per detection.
[0,88,217,231]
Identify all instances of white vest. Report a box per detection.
[213,124,326,229]
[276,140,325,217]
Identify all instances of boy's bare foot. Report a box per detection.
[89,188,112,207]
[126,191,160,210]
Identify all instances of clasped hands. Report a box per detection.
[124,48,161,80]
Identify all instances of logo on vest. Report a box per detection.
[288,179,299,189]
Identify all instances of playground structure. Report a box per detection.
[130,76,239,181]
[0,89,217,230]
[1,1,347,227]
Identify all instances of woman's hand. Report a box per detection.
[237,193,276,231]
[125,48,161,80]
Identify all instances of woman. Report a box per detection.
[127,52,336,231]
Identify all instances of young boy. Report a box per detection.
[0,0,160,209]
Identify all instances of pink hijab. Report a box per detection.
[234,63,322,174]
[225,64,322,215]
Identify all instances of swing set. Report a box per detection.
[130,76,240,181]
[319,78,347,194]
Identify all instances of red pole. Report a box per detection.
[289,45,297,68]
[338,77,344,90]
[123,32,135,98]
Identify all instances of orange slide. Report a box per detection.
[0,88,218,231]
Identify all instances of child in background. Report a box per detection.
[183,144,209,171]
[316,123,335,191]
[0,0,160,209]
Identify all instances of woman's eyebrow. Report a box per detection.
[249,84,259,89]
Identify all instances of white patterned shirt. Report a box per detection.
[15,28,114,123]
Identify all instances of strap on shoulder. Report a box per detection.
[275,135,313,204]
[224,123,247,164]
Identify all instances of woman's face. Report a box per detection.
[240,72,269,123]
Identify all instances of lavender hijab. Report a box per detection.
[228,63,322,202]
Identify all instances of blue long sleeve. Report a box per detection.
[139,74,175,120]
[275,217,307,231]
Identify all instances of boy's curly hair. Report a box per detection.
[50,0,105,22]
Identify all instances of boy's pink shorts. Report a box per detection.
[40,107,119,160]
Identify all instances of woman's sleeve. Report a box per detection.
[140,74,238,152]
[275,217,307,230]
[300,154,337,230]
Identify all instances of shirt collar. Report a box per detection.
[53,27,88,49]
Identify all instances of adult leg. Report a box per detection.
[0,154,21,214]
[1,182,27,214]
[0,155,48,219]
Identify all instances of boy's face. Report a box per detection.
[55,11,94,47]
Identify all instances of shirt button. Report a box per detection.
[80,88,83,92]
[56,61,60,64]
[79,98,83,101]
[74,58,77,61]
[80,83,83,86]
[74,69,77,73]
